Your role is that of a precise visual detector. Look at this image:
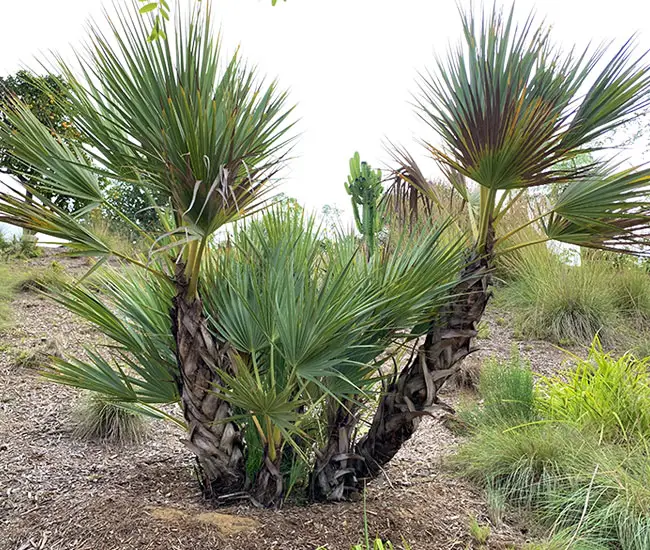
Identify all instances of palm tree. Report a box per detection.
[343,4,650,484]
[0,2,295,497]
[0,2,466,506]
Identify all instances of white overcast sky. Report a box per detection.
[1,0,650,219]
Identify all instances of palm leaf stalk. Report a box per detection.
[0,1,295,498]
[337,4,650,487]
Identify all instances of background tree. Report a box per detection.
[0,70,166,234]
[0,70,83,213]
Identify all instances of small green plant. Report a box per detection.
[72,393,149,445]
[476,321,490,339]
[14,349,41,369]
[351,539,400,550]
[0,235,41,259]
[468,515,491,545]
[538,339,650,443]
[458,347,536,428]
[316,491,412,550]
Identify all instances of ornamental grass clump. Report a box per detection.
[499,251,617,344]
[72,392,149,445]
[455,340,650,549]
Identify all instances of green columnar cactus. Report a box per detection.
[344,152,383,257]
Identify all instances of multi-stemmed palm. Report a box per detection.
[0,2,464,506]
[3,1,650,506]
[1,3,295,497]
[342,4,650,483]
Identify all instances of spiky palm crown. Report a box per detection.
[0,1,296,298]
[392,5,650,256]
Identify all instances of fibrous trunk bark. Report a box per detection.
[357,238,493,476]
[171,263,245,498]
[313,236,494,499]
[310,401,361,501]
[251,453,283,507]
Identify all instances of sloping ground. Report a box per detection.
[0,256,575,550]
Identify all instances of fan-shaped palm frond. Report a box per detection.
[350,5,650,496]
[60,3,294,242]
[0,0,296,296]
[418,5,650,193]
[42,263,179,408]
[544,167,650,252]
[40,206,464,504]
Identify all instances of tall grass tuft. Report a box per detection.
[454,423,580,508]
[611,266,650,322]
[523,529,610,550]
[458,346,536,428]
[72,392,149,445]
[498,251,617,344]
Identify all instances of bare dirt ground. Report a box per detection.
[0,252,576,550]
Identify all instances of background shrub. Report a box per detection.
[0,234,41,260]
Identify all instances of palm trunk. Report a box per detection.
[312,236,494,498]
[355,238,493,477]
[251,453,283,507]
[171,263,245,498]
[310,401,361,501]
